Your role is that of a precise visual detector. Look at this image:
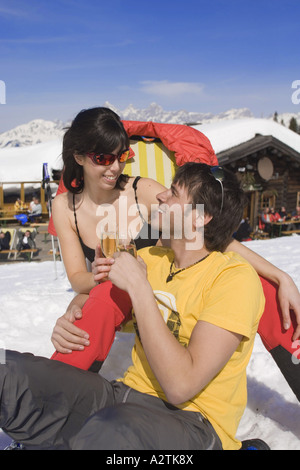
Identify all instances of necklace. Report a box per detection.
[166,254,210,283]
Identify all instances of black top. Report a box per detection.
[73,176,160,263]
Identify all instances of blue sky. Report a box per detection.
[0,0,299,131]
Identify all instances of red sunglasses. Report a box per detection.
[86,148,131,166]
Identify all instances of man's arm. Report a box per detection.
[131,286,241,405]
[51,293,90,354]
[108,253,242,405]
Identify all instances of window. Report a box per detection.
[261,191,276,210]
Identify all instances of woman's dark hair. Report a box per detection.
[173,162,247,252]
[62,107,130,193]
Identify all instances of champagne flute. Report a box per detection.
[100,231,117,258]
[117,232,137,258]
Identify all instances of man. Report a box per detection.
[0,163,265,450]
[16,229,36,251]
[27,196,42,222]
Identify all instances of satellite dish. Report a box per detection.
[258,157,273,181]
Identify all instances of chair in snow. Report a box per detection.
[0,228,16,260]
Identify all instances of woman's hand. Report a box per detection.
[91,244,115,283]
[277,273,300,341]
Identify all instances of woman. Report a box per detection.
[50,107,165,369]
[51,107,300,382]
[52,107,165,294]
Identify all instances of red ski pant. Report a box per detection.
[258,277,297,352]
[257,277,300,402]
[51,281,132,369]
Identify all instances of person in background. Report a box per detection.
[288,206,300,231]
[261,207,272,234]
[0,230,11,251]
[269,207,281,222]
[27,197,42,222]
[279,206,288,221]
[16,229,36,251]
[234,217,252,242]
[14,198,25,211]
[291,206,300,220]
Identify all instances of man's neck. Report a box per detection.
[170,238,210,269]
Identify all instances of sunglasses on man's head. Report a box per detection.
[210,166,225,214]
[86,148,130,166]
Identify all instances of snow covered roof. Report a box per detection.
[0,139,63,183]
[193,118,300,156]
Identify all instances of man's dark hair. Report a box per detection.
[173,162,247,252]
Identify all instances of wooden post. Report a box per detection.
[0,184,3,209]
[20,183,25,203]
[40,185,47,212]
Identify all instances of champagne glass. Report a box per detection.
[117,232,137,258]
[100,231,117,258]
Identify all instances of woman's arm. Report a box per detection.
[228,238,300,339]
[52,194,97,293]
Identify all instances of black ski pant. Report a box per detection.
[0,350,222,450]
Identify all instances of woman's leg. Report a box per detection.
[0,350,115,449]
[51,281,132,370]
[258,276,300,401]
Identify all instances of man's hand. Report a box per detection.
[51,303,90,354]
[108,252,147,293]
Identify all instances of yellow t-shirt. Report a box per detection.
[121,247,265,450]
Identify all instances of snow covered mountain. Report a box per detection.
[0,103,254,149]
[106,101,254,125]
[273,111,300,128]
[0,119,67,148]
[0,103,299,149]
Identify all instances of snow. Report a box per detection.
[0,235,300,450]
[0,139,63,184]
[193,118,300,155]
[0,119,66,149]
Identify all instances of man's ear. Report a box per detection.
[74,153,84,166]
[194,212,213,229]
